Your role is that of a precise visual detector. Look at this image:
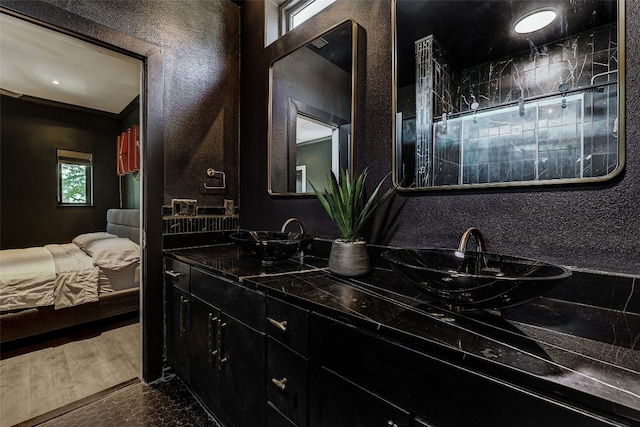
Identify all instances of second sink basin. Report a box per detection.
[381,248,571,310]
[230,230,313,265]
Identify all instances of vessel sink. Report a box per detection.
[230,230,313,265]
[381,248,571,310]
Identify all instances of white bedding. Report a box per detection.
[99,263,140,293]
[45,243,100,309]
[0,235,140,312]
[0,247,56,311]
[84,237,139,270]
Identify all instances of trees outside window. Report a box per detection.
[57,149,93,206]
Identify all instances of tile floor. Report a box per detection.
[35,372,219,427]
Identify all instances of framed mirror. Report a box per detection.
[269,20,358,195]
[393,0,624,191]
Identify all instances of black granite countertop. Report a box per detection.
[165,244,640,424]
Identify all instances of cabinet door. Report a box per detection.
[309,366,411,427]
[220,312,266,427]
[165,284,191,384]
[190,296,222,414]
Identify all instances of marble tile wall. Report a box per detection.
[430,24,618,186]
[458,24,618,111]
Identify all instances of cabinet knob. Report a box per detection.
[387,421,398,427]
[165,270,182,278]
[267,317,288,332]
[271,377,287,391]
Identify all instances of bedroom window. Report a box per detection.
[57,149,93,206]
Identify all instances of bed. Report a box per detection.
[0,209,141,344]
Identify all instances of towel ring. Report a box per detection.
[204,168,226,190]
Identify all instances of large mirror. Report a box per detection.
[269,20,357,195]
[393,0,624,190]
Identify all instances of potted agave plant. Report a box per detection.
[309,168,396,277]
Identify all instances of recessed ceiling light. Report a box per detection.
[51,79,62,85]
[514,9,557,34]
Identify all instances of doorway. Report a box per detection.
[0,4,164,424]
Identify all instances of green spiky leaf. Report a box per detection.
[310,167,396,242]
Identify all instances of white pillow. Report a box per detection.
[73,232,118,251]
[85,237,140,270]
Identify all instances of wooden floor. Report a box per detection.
[0,318,140,427]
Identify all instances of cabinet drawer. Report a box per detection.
[267,337,309,427]
[267,401,297,427]
[310,366,411,427]
[266,296,310,356]
[164,258,190,292]
[311,313,616,427]
[191,267,265,331]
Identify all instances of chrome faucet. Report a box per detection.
[455,227,485,258]
[281,217,305,235]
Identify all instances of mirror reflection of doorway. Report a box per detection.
[0,12,142,427]
[295,114,338,192]
[296,165,307,193]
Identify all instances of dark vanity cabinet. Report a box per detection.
[164,252,637,427]
[189,296,222,415]
[309,313,620,427]
[308,313,412,427]
[164,258,192,384]
[164,260,267,427]
[190,267,266,427]
[264,296,411,427]
[265,296,310,427]
[310,366,411,427]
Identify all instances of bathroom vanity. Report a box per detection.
[164,242,639,427]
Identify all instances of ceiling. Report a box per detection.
[0,13,141,114]
[395,0,617,88]
[305,20,352,73]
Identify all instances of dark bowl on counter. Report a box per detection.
[382,248,571,310]
[230,230,313,265]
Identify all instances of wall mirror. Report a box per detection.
[269,20,357,195]
[393,0,624,190]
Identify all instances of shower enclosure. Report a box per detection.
[428,88,617,186]
[394,0,621,190]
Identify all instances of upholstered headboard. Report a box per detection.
[106,209,140,244]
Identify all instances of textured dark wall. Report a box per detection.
[0,97,120,248]
[39,0,241,208]
[240,0,640,276]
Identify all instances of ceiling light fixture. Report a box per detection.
[514,8,557,34]
[51,79,62,85]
